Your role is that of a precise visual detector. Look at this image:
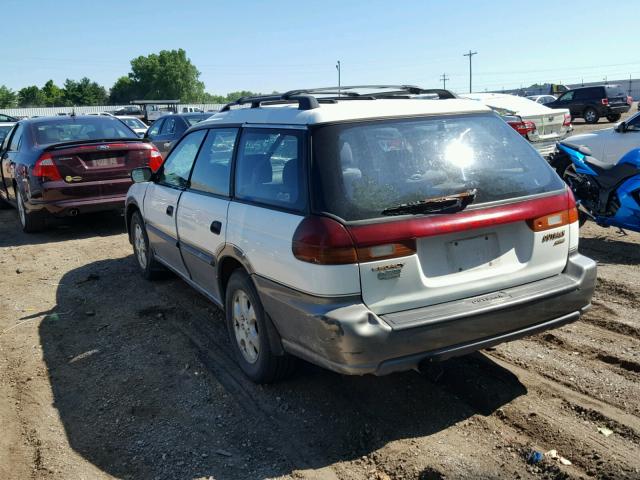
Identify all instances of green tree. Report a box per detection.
[126,49,205,102]
[18,85,47,107]
[63,78,108,106]
[0,85,17,108]
[41,80,65,107]
[108,76,137,104]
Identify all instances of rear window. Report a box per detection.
[185,115,209,126]
[31,117,137,146]
[311,113,565,222]
[605,86,626,98]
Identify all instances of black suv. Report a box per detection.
[547,85,630,124]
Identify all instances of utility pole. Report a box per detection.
[440,73,449,89]
[336,61,341,96]
[463,50,477,93]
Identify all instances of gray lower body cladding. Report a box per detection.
[254,253,597,376]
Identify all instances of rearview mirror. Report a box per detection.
[131,167,153,183]
[614,122,626,133]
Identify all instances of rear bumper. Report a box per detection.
[255,253,597,375]
[29,194,126,216]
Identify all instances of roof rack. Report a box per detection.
[220,85,457,112]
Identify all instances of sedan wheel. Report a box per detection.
[16,189,45,233]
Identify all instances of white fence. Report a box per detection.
[0,104,225,118]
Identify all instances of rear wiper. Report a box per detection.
[380,189,477,216]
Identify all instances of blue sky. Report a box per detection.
[2,0,639,95]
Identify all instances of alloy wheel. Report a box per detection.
[232,290,260,364]
[134,223,148,269]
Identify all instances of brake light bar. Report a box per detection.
[33,153,62,181]
[348,190,576,248]
[601,98,609,106]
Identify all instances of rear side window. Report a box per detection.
[234,129,305,211]
[9,124,23,150]
[311,114,565,222]
[189,128,238,196]
[157,129,206,189]
[574,87,603,100]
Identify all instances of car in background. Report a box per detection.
[0,115,162,232]
[553,110,640,165]
[112,106,143,117]
[117,115,148,137]
[460,93,571,157]
[0,122,16,144]
[546,85,631,124]
[0,113,18,122]
[527,95,557,105]
[144,112,211,157]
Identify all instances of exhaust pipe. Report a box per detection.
[69,208,79,217]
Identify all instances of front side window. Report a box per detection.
[189,128,238,196]
[311,114,565,221]
[161,118,176,135]
[147,119,163,137]
[626,112,640,132]
[235,129,305,210]
[157,129,206,189]
[559,91,574,102]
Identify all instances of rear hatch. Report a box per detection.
[605,86,629,108]
[311,112,571,316]
[44,141,154,199]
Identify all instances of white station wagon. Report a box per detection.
[125,86,596,383]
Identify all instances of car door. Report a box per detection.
[176,127,238,301]
[1,123,24,203]
[551,91,575,115]
[143,129,207,276]
[145,117,165,152]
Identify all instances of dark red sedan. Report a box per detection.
[0,115,162,232]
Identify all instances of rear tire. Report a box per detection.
[583,107,599,124]
[16,189,46,233]
[606,113,621,122]
[130,211,163,280]
[225,269,295,384]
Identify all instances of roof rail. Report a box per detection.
[220,93,319,112]
[219,85,457,112]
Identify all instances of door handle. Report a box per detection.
[210,220,222,235]
[166,205,174,216]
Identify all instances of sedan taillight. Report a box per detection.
[33,154,62,181]
[507,119,536,136]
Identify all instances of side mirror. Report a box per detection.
[614,122,626,133]
[131,167,153,183]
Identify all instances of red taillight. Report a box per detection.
[147,147,163,172]
[33,153,62,181]
[601,98,609,106]
[292,216,417,265]
[292,216,357,264]
[507,120,536,136]
[562,113,572,127]
[627,96,633,105]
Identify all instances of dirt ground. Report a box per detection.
[1,113,639,480]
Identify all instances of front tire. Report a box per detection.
[225,270,295,383]
[16,189,46,233]
[583,107,599,124]
[130,211,163,280]
[606,113,621,122]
